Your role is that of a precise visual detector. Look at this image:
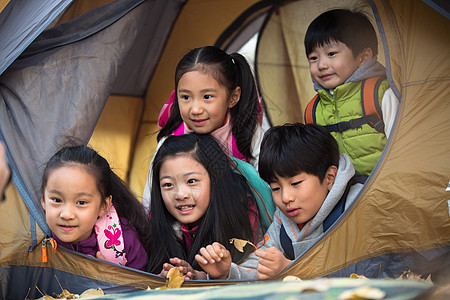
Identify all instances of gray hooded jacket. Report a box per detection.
[228,154,363,279]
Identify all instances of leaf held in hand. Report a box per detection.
[166,267,186,288]
[229,238,257,252]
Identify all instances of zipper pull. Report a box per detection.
[41,238,58,262]
[42,239,48,263]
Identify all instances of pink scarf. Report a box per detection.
[94,204,127,266]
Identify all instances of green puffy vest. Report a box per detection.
[314,79,389,175]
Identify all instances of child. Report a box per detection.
[304,9,399,176]
[142,45,264,211]
[195,123,365,280]
[40,145,150,270]
[146,133,270,278]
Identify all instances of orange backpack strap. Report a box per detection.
[304,94,320,124]
[361,76,386,132]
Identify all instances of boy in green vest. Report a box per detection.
[304,8,399,175]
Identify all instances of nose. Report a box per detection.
[318,57,328,70]
[60,204,75,220]
[281,187,295,204]
[190,98,204,115]
[174,185,190,201]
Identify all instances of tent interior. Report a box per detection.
[0,0,449,298]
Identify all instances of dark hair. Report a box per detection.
[259,123,339,183]
[41,145,150,250]
[304,9,378,57]
[157,46,259,160]
[147,133,256,273]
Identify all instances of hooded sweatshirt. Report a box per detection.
[227,154,363,279]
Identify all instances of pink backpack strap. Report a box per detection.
[158,90,176,129]
[94,204,127,266]
[231,133,248,162]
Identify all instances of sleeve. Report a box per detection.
[381,88,400,139]
[142,137,167,212]
[228,213,283,279]
[249,125,266,171]
[123,223,148,271]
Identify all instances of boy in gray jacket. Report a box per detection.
[195,123,364,280]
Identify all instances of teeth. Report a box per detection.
[178,205,194,211]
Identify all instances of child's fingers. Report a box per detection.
[95,251,106,261]
[162,263,174,271]
[195,253,209,266]
[197,247,216,264]
[204,245,222,263]
[169,257,182,266]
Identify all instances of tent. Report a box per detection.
[0,0,448,298]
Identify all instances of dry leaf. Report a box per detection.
[52,289,78,299]
[398,270,423,280]
[80,288,104,297]
[350,273,368,279]
[282,275,302,281]
[338,286,386,300]
[229,238,257,252]
[166,267,186,288]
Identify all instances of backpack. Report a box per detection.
[280,173,367,260]
[228,156,276,233]
[304,76,386,133]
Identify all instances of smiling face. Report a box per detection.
[308,40,367,90]
[41,166,110,245]
[177,70,240,134]
[159,155,211,228]
[269,167,337,225]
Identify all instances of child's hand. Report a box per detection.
[96,251,106,261]
[195,242,231,279]
[255,247,292,280]
[160,257,207,280]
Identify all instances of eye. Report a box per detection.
[77,200,87,205]
[203,94,213,100]
[269,184,280,192]
[162,182,174,188]
[179,95,190,101]
[187,178,197,184]
[50,197,62,203]
[292,181,302,186]
[328,51,337,57]
[308,55,317,62]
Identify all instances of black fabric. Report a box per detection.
[280,224,294,260]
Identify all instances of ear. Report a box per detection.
[228,86,241,108]
[40,195,46,211]
[325,165,338,191]
[99,195,112,218]
[358,47,373,66]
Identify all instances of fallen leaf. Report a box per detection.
[229,238,257,252]
[338,286,386,300]
[166,267,186,288]
[398,270,423,280]
[282,275,302,281]
[350,273,368,279]
[80,288,104,297]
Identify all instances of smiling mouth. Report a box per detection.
[191,119,207,125]
[58,224,77,231]
[320,74,332,79]
[177,205,195,211]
